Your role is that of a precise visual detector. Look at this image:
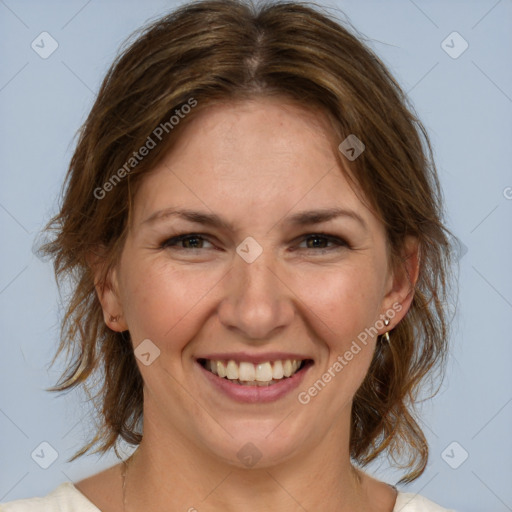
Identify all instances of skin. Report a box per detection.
[76,97,419,512]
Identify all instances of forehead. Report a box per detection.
[132,99,376,231]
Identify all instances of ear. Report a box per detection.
[379,236,420,332]
[87,248,128,332]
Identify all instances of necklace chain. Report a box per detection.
[122,457,129,512]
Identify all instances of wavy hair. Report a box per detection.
[40,0,454,483]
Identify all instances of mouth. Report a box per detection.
[197,358,314,387]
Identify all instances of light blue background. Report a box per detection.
[1,1,511,511]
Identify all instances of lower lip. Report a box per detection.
[196,361,312,403]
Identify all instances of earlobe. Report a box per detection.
[105,311,127,332]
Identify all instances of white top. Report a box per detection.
[0,482,456,511]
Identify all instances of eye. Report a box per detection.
[160,232,349,253]
[296,233,349,253]
[161,233,214,250]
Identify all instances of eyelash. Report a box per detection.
[160,232,349,253]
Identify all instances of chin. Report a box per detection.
[197,417,311,470]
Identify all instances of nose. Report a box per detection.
[217,246,295,341]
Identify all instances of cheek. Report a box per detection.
[119,258,223,348]
[291,263,383,343]
[291,265,382,392]
[287,275,379,421]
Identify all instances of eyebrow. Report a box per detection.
[142,206,367,230]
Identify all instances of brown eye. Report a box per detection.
[299,234,349,252]
[161,234,213,250]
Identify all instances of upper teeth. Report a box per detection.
[204,359,303,382]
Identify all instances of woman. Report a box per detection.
[1,0,456,510]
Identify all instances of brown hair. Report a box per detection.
[41,0,454,483]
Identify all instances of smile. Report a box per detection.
[198,358,312,386]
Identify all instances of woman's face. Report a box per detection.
[102,98,414,468]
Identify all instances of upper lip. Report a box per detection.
[196,352,313,364]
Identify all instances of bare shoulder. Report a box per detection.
[359,471,398,512]
[75,463,124,512]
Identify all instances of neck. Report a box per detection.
[122,418,370,512]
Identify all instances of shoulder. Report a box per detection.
[0,482,100,512]
[394,492,456,512]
